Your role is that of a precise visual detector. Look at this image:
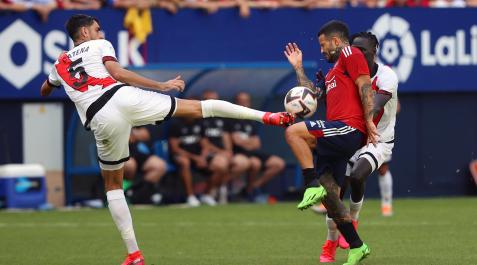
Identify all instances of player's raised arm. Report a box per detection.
[284,43,317,92]
[104,60,185,92]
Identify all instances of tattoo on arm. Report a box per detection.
[295,66,316,92]
[360,83,374,121]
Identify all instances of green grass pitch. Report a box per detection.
[1,198,477,265]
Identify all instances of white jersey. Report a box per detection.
[371,63,398,143]
[47,39,121,124]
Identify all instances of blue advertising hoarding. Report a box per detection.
[0,8,476,99]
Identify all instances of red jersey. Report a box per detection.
[324,46,369,134]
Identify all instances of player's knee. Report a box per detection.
[211,156,229,173]
[267,156,285,171]
[175,156,190,168]
[233,155,250,171]
[250,157,262,171]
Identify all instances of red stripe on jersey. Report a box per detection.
[102,56,118,64]
[55,53,116,92]
[377,89,392,96]
[371,77,378,91]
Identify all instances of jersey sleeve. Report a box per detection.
[377,67,398,96]
[100,40,118,64]
[341,46,370,82]
[47,63,62,87]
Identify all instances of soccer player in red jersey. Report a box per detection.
[40,14,294,265]
[284,20,378,264]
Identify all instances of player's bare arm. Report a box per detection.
[355,75,379,145]
[284,43,316,92]
[104,60,185,92]
[40,80,56,97]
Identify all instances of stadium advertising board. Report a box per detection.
[0,9,476,99]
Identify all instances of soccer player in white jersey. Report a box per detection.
[318,31,399,262]
[40,14,294,265]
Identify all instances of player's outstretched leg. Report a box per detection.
[173,98,294,127]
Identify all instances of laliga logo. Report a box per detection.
[0,19,145,90]
[371,13,416,83]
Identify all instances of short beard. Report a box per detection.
[328,46,343,63]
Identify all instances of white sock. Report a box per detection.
[326,215,339,241]
[379,170,393,206]
[201,100,265,122]
[349,196,363,221]
[107,189,139,254]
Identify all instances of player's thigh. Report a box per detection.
[232,154,251,171]
[174,98,202,118]
[91,106,131,170]
[209,154,229,172]
[249,156,262,171]
[357,142,394,172]
[113,86,177,126]
[285,122,316,148]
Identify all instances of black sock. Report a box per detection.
[302,168,320,188]
[336,222,363,249]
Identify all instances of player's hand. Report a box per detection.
[161,75,185,92]
[314,69,325,97]
[366,120,379,146]
[284,43,303,70]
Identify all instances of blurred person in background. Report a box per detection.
[230,92,286,202]
[169,116,230,206]
[57,0,103,10]
[124,126,167,205]
[0,0,56,21]
[201,90,251,204]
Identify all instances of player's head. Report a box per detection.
[66,14,103,45]
[317,20,350,63]
[202,90,219,100]
[351,31,379,70]
[235,92,251,108]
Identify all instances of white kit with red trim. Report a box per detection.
[47,39,121,124]
[371,62,399,143]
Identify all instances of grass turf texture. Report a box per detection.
[1,198,476,265]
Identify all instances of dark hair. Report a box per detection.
[318,20,350,42]
[65,14,99,41]
[351,31,380,52]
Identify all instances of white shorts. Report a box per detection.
[346,141,394,175]
[89,86,176,170]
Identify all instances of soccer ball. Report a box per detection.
[283,86,318,118]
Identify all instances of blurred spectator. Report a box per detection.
[385,0,429,7]
[57,0,102,10]
[306,0,347,8]
[201,90,251,204]
[0,0,56,22]
[108,0,152,9]
[467,0,477,6]
[230,92,285,202]
[169,116,228,206]
[124,127,167,205]
[430,0,465,7]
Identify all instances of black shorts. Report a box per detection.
[234,148,271,164]
[305,120,365,185]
